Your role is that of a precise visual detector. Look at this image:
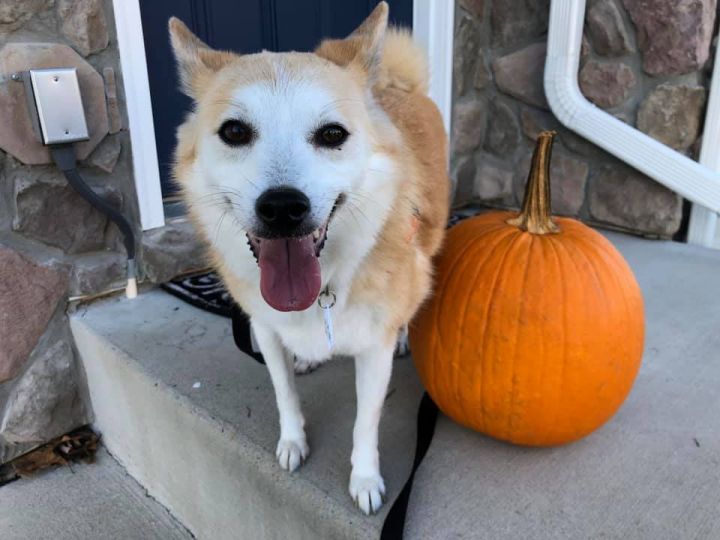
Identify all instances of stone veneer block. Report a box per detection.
[452,98,487,155]
[142,221,209,283]
[459,0,484,19]
[87,135,121,173]
[0,43,109,164]
[57,0,109,57]
[579,60,637,109]
[12,178,121,254]
[473,53,492,91]
[589,166,683,237]
[586,0,634,57]
[1,334,89,443]
[520,107,560,141]
[0,244,69,382]
[102,67,123,134]
[0,0,52,33]
[491,0,549,48]
[451,155,477,206]
[69,251,127,296]
[623,0,717,76]
[637,83,707,151]
[484,100,521,157]
[492,43,549,110]
[453,13,482,97]
[474,162,514,203]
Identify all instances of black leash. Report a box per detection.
[230,306,438,539]
[380,391,439,539]
[230,304,265,364]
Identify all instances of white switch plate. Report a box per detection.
[29,68,89,145]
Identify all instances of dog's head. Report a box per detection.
[170,3,396,313]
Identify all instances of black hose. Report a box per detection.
[50,144,136,259]
[50,144,137,295]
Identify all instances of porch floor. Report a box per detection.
[0,448,192,539]
[67,232,720,539]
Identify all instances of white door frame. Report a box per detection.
[112,0,164,231]
[113,0,455,231]
[413,0,455,135]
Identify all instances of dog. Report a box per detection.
[169,1,449,514]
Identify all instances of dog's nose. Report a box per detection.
[255,188,311,233]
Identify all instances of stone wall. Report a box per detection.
[0,0,135,463]
[451,0,717,239]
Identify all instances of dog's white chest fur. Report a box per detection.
[267,300,381,361]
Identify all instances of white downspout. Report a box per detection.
[687,40,720,247]
[544,0,720,219]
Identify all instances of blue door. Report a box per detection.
[139,0,413,198]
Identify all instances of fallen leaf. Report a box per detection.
[4,426,100,479]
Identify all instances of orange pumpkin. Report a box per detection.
[410,131,644,446]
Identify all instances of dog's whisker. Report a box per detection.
[212,208,229,247]
[341,203,370,228]
[215,184,251,198]
[345,188,384,206]
[346,197,380,217]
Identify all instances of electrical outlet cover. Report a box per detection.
[0,43,109,165]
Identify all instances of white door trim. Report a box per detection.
[113,0,165,231]
[413,0,455,135]
[114,0,454,231]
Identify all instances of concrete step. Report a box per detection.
[69,232,720,540]
[69,288,422,540]
[0,447,193,540]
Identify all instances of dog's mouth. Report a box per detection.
[246,195,343,312]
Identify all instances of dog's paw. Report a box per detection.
[293,357,324,375]
[349,472,386,515]
[276,438,309,472]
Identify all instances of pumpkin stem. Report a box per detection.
[507,131,560,235]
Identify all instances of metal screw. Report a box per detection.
[64,129,69,135]
[53,76,59,82]
[10,73,21,82]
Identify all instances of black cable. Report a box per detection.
[50,144,137,296]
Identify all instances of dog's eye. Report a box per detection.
[219,120,255,147]
[314,124,349,148]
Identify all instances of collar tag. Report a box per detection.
[318,288,336,351]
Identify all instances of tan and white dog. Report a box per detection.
[169,2,449,514]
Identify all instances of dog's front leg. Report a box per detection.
[252,323,308,472]
[349,341,394,514]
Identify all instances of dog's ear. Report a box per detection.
[168,17,234,99]
[315,2,388,82]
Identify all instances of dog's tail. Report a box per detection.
[379,28,429,94]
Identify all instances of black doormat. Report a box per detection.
[161,271,234,318]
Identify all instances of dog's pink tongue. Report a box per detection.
[258,236,321,312]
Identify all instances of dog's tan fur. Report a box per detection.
[170,2,448,513]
